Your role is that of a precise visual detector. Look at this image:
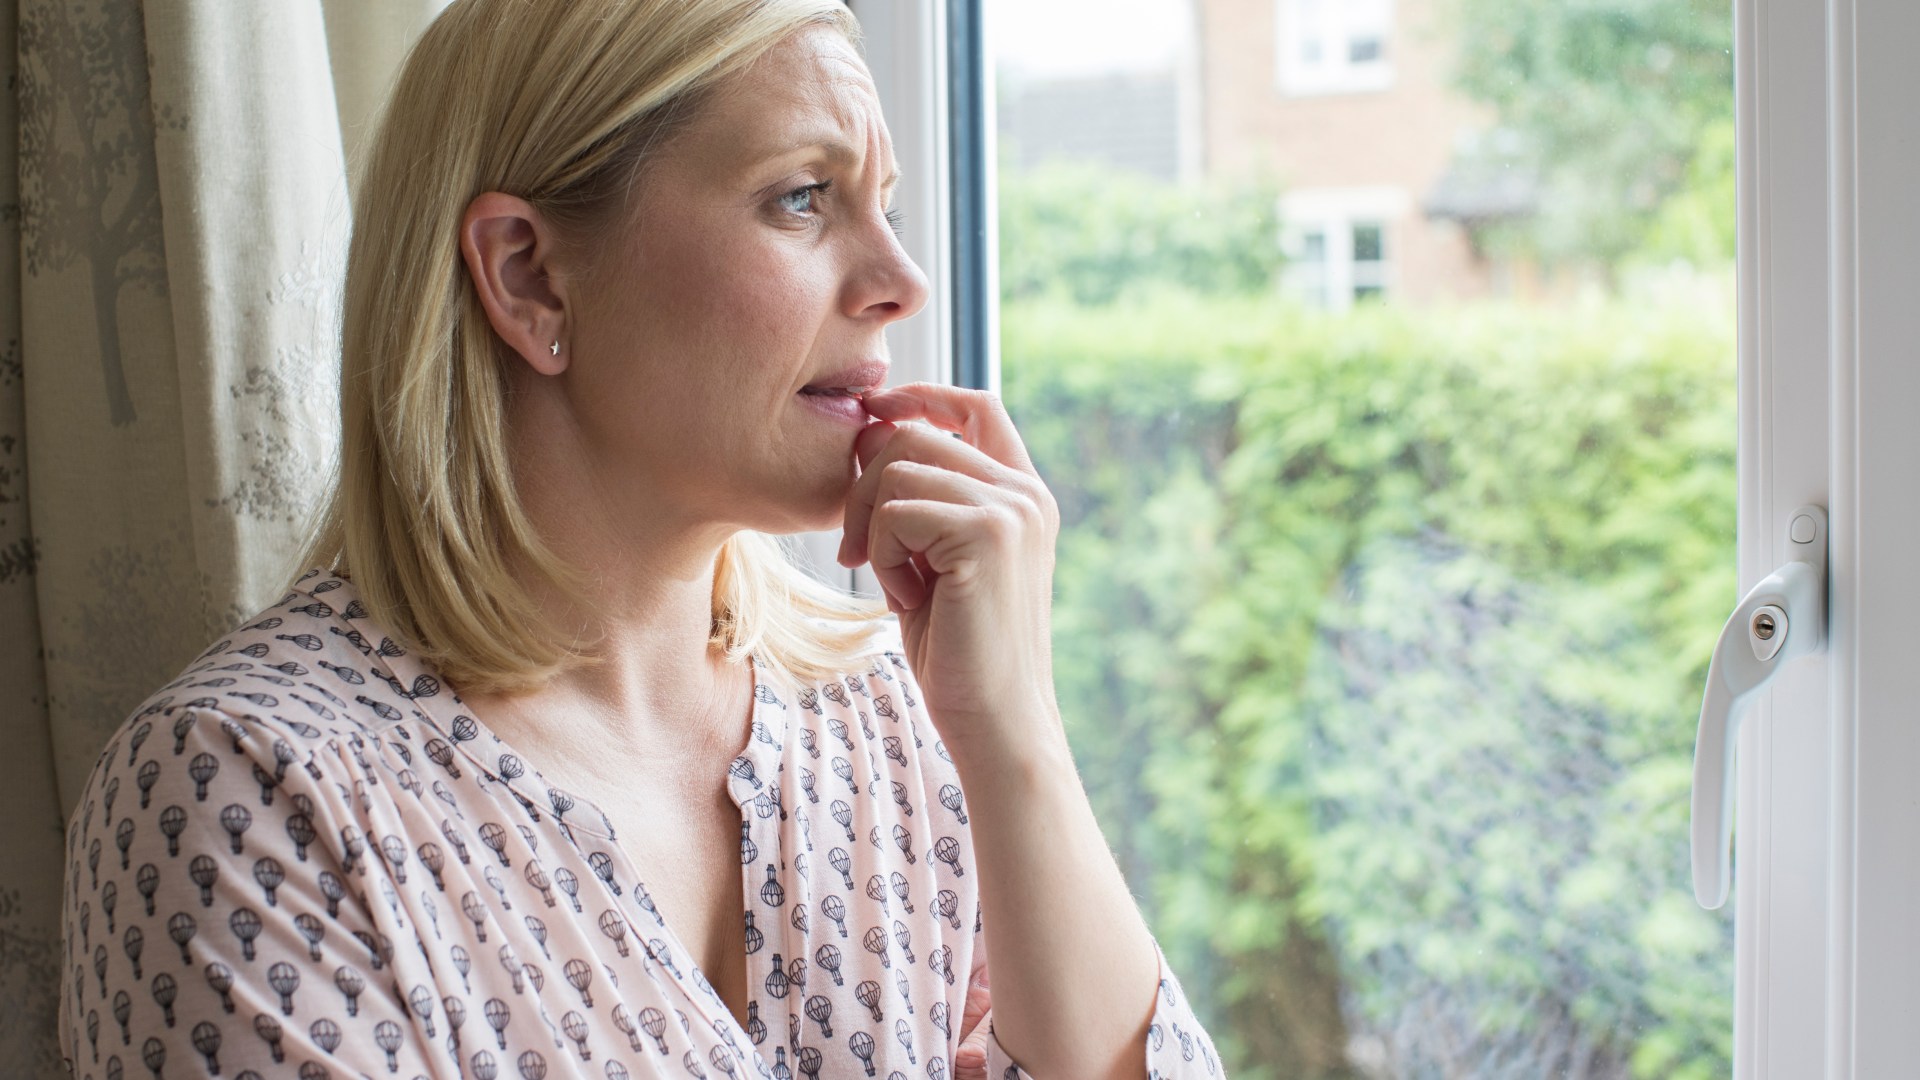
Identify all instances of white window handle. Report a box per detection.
[1691,504,1828,909]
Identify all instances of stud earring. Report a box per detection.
[550,340,560,356]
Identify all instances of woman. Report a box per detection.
[56,1,1223,1078]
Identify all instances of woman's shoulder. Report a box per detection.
[762,614,960,776]
[84,569,434,792]
[768,613,921,704]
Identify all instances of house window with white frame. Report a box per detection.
[1281,188,1402,309]
[1276,0,1395,96]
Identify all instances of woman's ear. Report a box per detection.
[460,190,571,376]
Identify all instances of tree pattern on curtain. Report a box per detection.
[17,0,183,428]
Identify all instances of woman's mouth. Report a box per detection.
[797,386,871,424]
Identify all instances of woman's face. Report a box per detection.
[554,25,928,537]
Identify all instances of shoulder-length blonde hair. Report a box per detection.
[295,0,893,696]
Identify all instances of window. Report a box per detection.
[869,0,1920,1071]
[1280,187,1405,309]
[1277,0,1394,96]
[1291,227,1329,306]
[1350,221,1386,301]
[981,0,1747,1074]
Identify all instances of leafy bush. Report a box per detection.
[1002,289,1736,1079]
[996,163,1284,305]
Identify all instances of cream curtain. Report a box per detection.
[0,1,446,1073]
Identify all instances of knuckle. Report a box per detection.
[878,459,920,488]
[983,504,1021,540]
[999,482,1047,526]
[883,423,930,453]
[871,499,910,531]
[971,389,1009,430]
[1003,469,1043,503]
[1036,487,1061,529]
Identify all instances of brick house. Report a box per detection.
[1197,0,1539,308]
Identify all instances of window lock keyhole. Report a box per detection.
[1749,605,1787,661]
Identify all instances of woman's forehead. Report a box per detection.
[688,28,891,176]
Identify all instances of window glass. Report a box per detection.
[988,0,1737,1075]
[1278,0,1394,95]
[1300,229,1326,263]
[1295,0,1326,67]
[1347,0,1391,64]
[1352,222,1383,263]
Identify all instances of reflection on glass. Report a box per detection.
[991,0,1737,1076]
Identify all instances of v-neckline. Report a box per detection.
[410,649,788,1066]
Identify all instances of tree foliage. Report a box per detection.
[1442,0,1735,264]
[1002,289,1736,1078]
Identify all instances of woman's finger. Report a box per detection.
[865,499,990,611]
[853,417,898,474]
[955,1014,993,1080]
[958,967,991,1042]
[955,966,993,1080]
[855,415,1010,483]
[860,462,991,609]
[872,458,1001,512]
[839,420,1017,568]
[860,383,1036,476]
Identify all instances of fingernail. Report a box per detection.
[973,968,989,988]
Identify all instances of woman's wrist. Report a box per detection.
[941,694,1073,787]
[941,696,1159,1080]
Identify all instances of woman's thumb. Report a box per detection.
[955,1014,992,1080]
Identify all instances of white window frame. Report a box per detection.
[1278,186,1407,309]
[1741,0,1920,1074]
[1275,0,1396,97]
[1828,2,1920,1072]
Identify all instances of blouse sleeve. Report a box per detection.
[969,910,1227,1079]
[57,705,446,1079]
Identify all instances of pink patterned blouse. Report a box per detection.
[57,568,1224,1079]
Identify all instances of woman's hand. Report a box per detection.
[837,382,1063,765]
[954,966,994,1079]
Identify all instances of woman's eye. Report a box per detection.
[779,182,827,216]
[776,181,902,236]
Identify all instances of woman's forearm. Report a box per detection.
[954,717,1158,1080]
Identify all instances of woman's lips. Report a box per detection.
[796,388,871,424]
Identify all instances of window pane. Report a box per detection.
[1300,230,1326,262]
[1296,0,1324,65]
[1352,222,1384,262]
[988,0,1737,1075]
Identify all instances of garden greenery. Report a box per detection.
[1002,287,1737,1079]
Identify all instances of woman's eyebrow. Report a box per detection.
[759,136,901,190]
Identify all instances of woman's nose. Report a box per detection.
[846,221,932,326]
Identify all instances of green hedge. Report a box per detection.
[1001,289,1736,1079]
[995,162,1284,305]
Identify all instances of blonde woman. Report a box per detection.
[56,2,1223,1078]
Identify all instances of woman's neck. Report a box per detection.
[471,371,757,774]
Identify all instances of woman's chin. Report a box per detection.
[763,474,856,536]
